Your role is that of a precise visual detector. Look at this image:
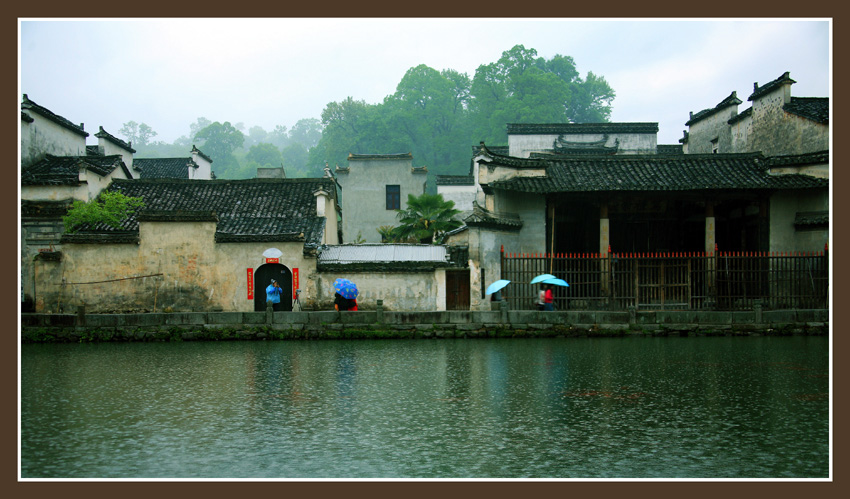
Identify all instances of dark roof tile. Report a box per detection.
[783,97,829,124]
[134,157,196,179]
[191,145,213,163]
[488,153,827,193]
[95,126,136,153]
[63,178,337,249]
[20,94,88,137]
[436,175,474,186]
[21,154,127,185]
[728,107,752,125]
[348,152,413,161]
[748,71,796,101]
[686,91,742,126]
[766,150,829,168]
[507,123,658,135]
[657,144,684,155]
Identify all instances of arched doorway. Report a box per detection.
[253,263,293,311]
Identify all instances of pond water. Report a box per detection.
[20,336,830,479]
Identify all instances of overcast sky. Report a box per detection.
[19,18,831,147]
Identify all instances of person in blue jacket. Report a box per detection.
[266,279,283,311]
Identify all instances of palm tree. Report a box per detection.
[392,193,462,244]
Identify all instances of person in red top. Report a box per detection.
[543,284,554,311]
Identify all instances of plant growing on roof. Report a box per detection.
[392,193,462,244]
[63,190,145,233]
[377,225,418,244]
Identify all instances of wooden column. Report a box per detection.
[600,203,610,296]
[705,202,715,255]
[599,203,609,255]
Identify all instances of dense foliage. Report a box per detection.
[311,45,614,177]
[122,45,614,181]
[63,191,145,233]
[384,193,462,244]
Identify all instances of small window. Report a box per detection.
[386,185,400,210]
[710,138,719,154]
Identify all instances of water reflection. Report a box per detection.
[21,336,829,478]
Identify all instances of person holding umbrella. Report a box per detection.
[530,274,556,311]
[333,278,359,311]
[540,278,568,311]
[266,279,283,311]
[543,284,554,311]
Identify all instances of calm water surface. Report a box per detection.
[20,336,829,479]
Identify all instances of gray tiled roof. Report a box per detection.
[95,126,136,153]
[21,199,74,218]
[657,144,684,155]
[317,244,451,271]
[487,153,828,193]
[62,178,337,250]
[728,107,752,125]
[436,175,475,186]
[748,72,796,101]
[134,158,197,179]
[21,94,88,137]
[766,150,829,168]
[348,152,413,161]
[507,123,659,135]
[686,91,742,126]
[783,97,829,124]
[463,203,523,231]
[794,211,828,227]
[319,244,448,263]
[472,145,509,155]
[191,145,213,163]
[21,154,128,185]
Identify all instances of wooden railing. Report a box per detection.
[500,246,829,311]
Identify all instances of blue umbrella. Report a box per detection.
[486,279,511,295]
[530,273,556,284]
[543,278,569,287]
[334,278,359,299]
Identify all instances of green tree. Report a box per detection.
[119,121,158,147]
[469,45,615,144]
[246,142,283,168]
[377,225,419,243]
[384,65,473,174]
[194,121,245,178]
[281,142,317,177]
[267,125,290,150]
[245,125,269,148]
[189,117,213,141]
[567,71,616,123]
[63,191,145,233]
[288,118,323,149]
[310,97,386,170]
[392,193,462,244]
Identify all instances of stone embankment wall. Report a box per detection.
[21,305,829,342]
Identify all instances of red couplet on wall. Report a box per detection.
[293,268,299,295]
[247,268,254,300]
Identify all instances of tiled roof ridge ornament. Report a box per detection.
[191,145,213,163]
[749,71,796,101]
[95,126,136,153]
[21,93,89,137]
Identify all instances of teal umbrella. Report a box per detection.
[530,274,556,284]
[543,278,569,287]
[486,280,511,295]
